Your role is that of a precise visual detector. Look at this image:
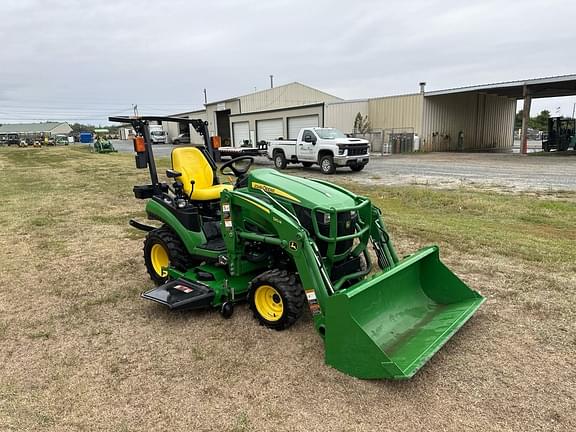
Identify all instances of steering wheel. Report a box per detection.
[219,156,254,178]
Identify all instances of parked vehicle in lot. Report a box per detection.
[54,134,69,146]
[171,133,190,145]
[5,133,20,146]
[149,125,168,144]
[267,127,370,174]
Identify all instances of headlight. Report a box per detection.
[318,212,331,224]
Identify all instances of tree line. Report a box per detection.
[514,110,551,131]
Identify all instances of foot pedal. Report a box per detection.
[142,279,215,311]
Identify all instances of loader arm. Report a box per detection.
[221,189,334,331]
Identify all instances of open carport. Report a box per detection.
[422,74,576,153]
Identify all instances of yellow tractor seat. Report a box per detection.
[171,147,232,201]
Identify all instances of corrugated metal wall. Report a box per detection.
[368,94,424,133]
[239,82,341,113]
[422,93,515,151]
[325,100,369,133]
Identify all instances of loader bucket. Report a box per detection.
[324,246,485,379]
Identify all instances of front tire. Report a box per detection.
[248,269,305,330]
[274,151,287,169]
[143,227,194,285]
[319,154,336,174]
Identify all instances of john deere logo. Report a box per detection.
[289,241,298,251]
[345,220,351,229]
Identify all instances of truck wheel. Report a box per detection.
[248,269,305,331]
[319,155,336,174]
[350,163,365,172]
[143,227,195,285]
[274,151,287,169]
[302,162,313,168]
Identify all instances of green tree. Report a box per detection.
[532,110,550,131]
[515,110,523,129]
[515,110,550,131]
[353,112,371,134]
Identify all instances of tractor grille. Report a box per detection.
[347,146,368,156]
[293,206,356,256]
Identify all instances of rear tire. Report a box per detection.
[274,151,287,169]
[248,269,305,330]
[143,226,194,285]
[302,162,313,168]
[173,140,180,145]
[319,154,336,174]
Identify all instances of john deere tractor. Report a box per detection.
[110,115,484,380]
[93,129,117,154]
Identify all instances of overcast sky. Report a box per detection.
[1,0,575,124]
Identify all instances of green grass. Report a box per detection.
[357,186,576,271]
[1,145,575,431]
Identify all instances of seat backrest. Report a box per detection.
[171,147,214,196]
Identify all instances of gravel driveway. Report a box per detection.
[111,140,576,192]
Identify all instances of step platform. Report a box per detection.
[142,279,215,311]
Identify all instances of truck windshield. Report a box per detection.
[315,128,346,139]
[151,131,165,136]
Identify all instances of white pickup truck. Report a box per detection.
[266,127,370,174]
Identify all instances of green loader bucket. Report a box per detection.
[324,246,485,379]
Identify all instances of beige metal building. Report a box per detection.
[0,122,72,138]
[163,75,576,152]
[327,88,516,152]
[324,99,368,134]
[164,82,341,146]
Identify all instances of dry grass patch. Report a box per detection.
[0,146,575,431]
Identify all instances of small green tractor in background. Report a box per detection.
[109,115,484,380]
[93,129,117,154]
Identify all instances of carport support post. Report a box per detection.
[521,85,532,155]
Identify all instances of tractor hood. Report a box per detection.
[247,169,356,210]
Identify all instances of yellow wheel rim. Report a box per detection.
[150,243,169,277]
[254,285,283,322]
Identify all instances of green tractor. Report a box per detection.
[93,129,117,153]
[110,115,484,380]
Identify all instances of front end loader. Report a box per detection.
[110,115,484,380]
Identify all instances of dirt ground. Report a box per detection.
[0,146,575,431]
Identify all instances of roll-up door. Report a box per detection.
[232,122,250,146]
[256,118,284,142]
[287,115,319,139]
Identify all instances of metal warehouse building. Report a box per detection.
[0,122,72,141]
[163,82,342,146]
[164,74,576,153]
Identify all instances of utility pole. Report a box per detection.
[270,75,274,89]
[203,88,207,104]
[572,102,575,119]
[132,104,139,117]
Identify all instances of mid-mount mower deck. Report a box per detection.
[109,115,485,380]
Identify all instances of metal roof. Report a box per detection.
[425,74,576,99]
[0,122,70,134]
[206,82,341,106]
